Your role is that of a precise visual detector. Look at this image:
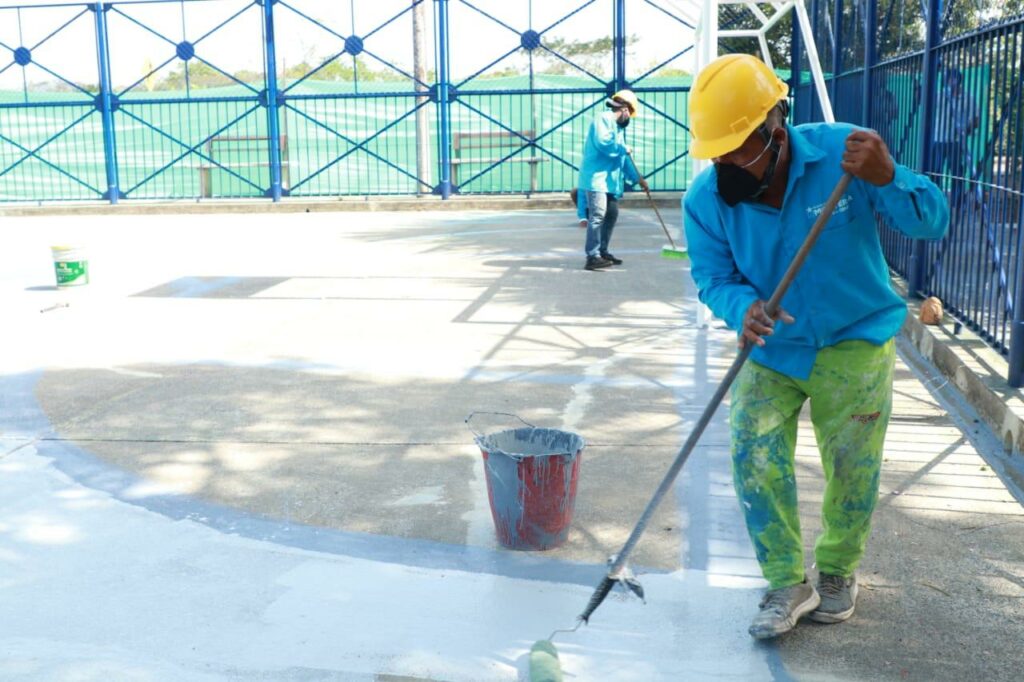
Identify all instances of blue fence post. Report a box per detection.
[435,0,453,199]
[1011,239,1024,387]
[262,0,283,201]
[909,0,943,295]
[614,0,626,91]
[810,0,821,120]
[830,0,843,109]
[791,3,801,120]
[862,0,877,128]
[93,2,121,204]
[1011,233,1024,387]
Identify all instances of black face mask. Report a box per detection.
[715,135,780,207]
[616,115,630,128]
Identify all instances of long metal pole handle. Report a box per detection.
[762,174,852,317]
[581,173,853,623]
[627,150,678,250]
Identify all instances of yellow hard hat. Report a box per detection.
[606,89,640,117]
[688,54,789,160]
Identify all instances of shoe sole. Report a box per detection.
[749,590,822,640]
[808,606,855,623]
[584,263,612,271]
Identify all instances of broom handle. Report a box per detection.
[627,150,678,250]
[580,173,853,624]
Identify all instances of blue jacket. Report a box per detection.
[683,122,949,380]
[578,111,639,197]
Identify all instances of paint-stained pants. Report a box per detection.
[730,339,895,589]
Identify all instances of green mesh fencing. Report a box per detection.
[0,74,693,201]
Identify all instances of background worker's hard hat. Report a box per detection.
[688,54,789,160]
[606,89,640,117]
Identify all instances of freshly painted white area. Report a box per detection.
[0,441,772,681]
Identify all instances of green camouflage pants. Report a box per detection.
[730,339,895,589]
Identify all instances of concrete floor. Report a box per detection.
[1,207,1022,680]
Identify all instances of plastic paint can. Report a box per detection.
[51,246,89,288]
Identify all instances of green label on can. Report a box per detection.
[55,259,88,287]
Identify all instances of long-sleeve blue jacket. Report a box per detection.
[683,122,949,379]
[578,111,639,197]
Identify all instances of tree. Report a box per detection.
[718,5,793,69]
[528,34,639,77]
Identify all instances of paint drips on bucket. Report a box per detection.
[474,427,584,551]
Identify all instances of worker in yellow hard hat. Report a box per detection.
[577,89,648,270]
[683,54,949,639]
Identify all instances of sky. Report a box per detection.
[0,0,701,91]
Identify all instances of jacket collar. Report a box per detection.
[785,124,827,184]
[709,124,826,198]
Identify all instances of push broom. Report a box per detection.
[627,150,689,260]
[527,173,854,681]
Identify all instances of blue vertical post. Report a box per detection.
[613,0,626,91]
[435,0,452,198]
[262,0,283,201]
[791,4,801,122]
[830,0,843,109]
[93,2,120,203]
[861,0,877,128]
[810,0,821,120]
[909,0,943,295]
[1010,222,1024,387]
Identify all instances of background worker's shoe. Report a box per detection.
[748,578,820,640]
[584,255,613,270]
[600,251,623,265]
[809,573,858,623]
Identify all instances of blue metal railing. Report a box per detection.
[794,0,1024,386]
[0,0,694,201]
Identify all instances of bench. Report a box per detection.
[451,130,547,191]
[198,135,291,198]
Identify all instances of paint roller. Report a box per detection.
[627,150,689,261]
[528,173,854,681]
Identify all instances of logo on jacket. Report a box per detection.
[806,193,853,219]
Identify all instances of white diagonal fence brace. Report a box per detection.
[663,0,836,326]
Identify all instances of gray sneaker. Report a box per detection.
[810,572,858,623]
[748,578,821,640]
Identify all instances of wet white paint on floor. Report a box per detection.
[0,439,772,681]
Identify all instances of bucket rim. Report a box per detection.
[474,426,585,460]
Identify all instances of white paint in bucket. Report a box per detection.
[51,245,89,288]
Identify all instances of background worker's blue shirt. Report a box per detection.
[578,111,639,197]
[683,122,949,380]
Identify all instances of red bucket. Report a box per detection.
[468,413,584,551]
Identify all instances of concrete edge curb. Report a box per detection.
[896,277,1024,466]
[0,192,685,218]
